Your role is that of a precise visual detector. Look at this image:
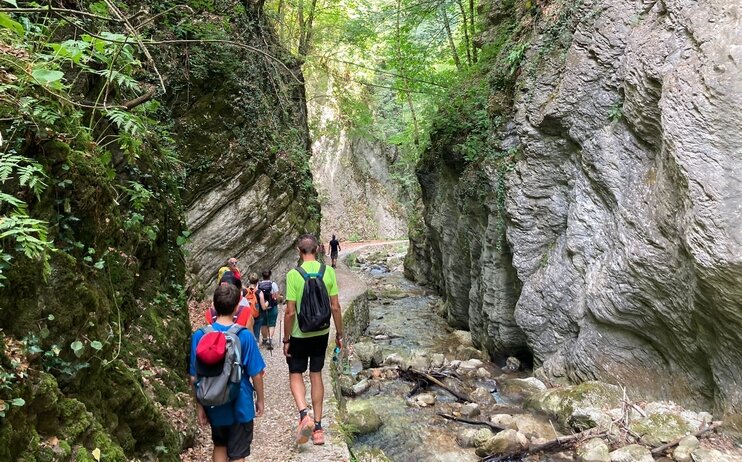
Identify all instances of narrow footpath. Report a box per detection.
[181,242,399,461]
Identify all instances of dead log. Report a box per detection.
[438,413,506,432]
[650,421,723,456]
[403,368,472,403]
[481,428,606,462]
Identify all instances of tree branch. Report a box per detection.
[0,7,119,21]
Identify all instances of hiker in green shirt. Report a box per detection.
[282,233,344,446]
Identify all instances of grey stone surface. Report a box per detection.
[577,438,610,462]
[406,0,742,416]
[609,444,653,462]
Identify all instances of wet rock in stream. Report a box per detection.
[346,400,384,435]
[475,429,529,457]
[354,341,384,368]
[576,438,610,462]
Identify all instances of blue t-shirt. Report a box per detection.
[189,322,265,426]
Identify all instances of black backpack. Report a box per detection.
[257,280,275,309]
[296,264,331,333]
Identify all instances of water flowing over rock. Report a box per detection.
[405,0,742,418]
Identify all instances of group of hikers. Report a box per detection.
[189,234,344,462]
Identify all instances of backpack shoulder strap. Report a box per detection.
[295,266,309,280]
[200,325,215,335]
[226,323,244,335]
[318,263,326,280]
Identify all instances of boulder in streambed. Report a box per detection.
[352,379,371,396]
[354,448,391,462]
[453,330,474,347]
[431,353,445,368]
[524,381,622,430]
[456,345,488,361]
[383,352,408,369]
[339,374,356,397]
[503,356,521,372]
[629,412,693,446]
[690,448,733,462]
[409,350,431,370]
[345,400,383,435]
[498,377,547,403]
[457,428,493,448]
[475,429,529,457]
[354,341,383,368]
[415,392,436,407]
[576,438,610,462]
[672,435,700,462]
[490,414,517,430]
[511,414,561,439]
[609,444,653,462]
[470,386,495,405]
[460,403,481,418]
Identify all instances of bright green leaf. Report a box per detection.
[0,13,23,36]
[90,341,103,351]
[31,69,64,86]
[48,314,55,321]
[2,0,18,7]
[70,340,84,357]
[10,398,25,407]
[92,447,101,461]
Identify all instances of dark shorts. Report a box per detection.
[286,333,330,373]
[330,251,338,259]
[263,306,279,327]
[211,421,254,460]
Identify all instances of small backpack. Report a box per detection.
[194,324,244,407]
[296,264,332,333]
[258,280,275,308]
[245,287,259,318]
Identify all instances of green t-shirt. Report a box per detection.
[286,260,338,338]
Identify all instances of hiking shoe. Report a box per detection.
[312,428,325,445]
[296,415,313,445]
[266,338,274,351]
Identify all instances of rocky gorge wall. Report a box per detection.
[0,0,320,459]
[175,6,320,288]
[407,0,742,421]
[308,71,408,242]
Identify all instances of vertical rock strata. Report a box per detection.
[172,10,320,286]
[409,0,742,415]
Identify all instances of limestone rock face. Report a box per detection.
[308,72,408,241]
[407,0,742,416]
[177,27,320,288]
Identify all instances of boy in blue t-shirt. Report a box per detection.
[190,283,266,462]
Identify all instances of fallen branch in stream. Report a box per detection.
[402,368,473,403]
[437,413,506,432]
[650,421,723,456]
[482,428,607,462]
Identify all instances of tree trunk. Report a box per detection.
[298,0,319,57]
[441,5,462,70]
[469,0,477,63]
[396,0,420,147]
[457,0,472,65]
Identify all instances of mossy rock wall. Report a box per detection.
[1,0,321,458]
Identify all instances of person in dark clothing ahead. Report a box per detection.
[328,235,341,268]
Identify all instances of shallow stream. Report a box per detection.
[342,246,553,462]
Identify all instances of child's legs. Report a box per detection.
[212,446,227,462]
[252,316,263,340]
